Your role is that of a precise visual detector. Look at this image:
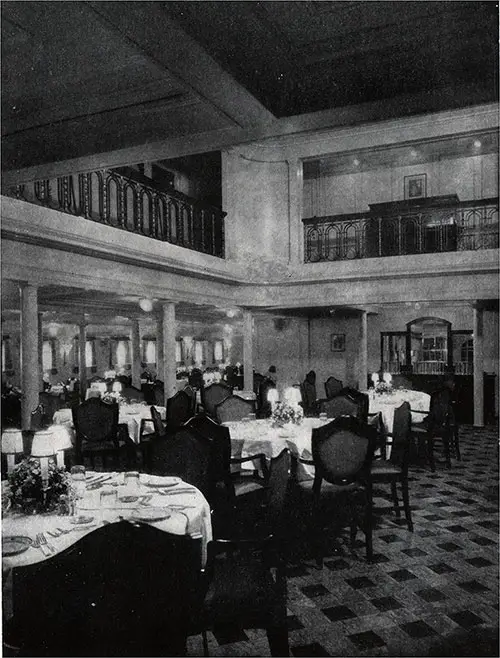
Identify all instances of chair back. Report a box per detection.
[150,405,167,439]
[72,397,119,445]
[166,390,193,427]
[184,414,233,497]
[215,395,254,423]
[121,385,145,402]
[265,449,291,538]
[428,387,455,432]
[88,375,106,384]
[389,401,411,469]
[30,404,46,431]
[341,387,369,422]
[188,368,203,389]
[300,379,317,414]
[146,427,215,501]
[312,415,375,486]
[12,522,202,657]
[183,384,197,414]
[38,392,65,424]
[201,382,232,417]
[318,395,359,420]
[324,376,343,399]
[153,382,165,406]
[253,372,265,396]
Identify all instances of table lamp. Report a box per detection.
[267,388,279,411]
[383,372,392,384]
[112,381,123,393]
[371,372,379,385]
[284,386,302,408]
[1,428,24,473]
[31,429,57,486]
[50,425,73,467]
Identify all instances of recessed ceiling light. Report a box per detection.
[139,298,153,313]
[473,139,482,149]
[410,149,418,158]
[353,158,360,166]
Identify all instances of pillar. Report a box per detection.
[473,305,484,427]
[37,312,44,392]
[20,284,39,430]
[359,311,368,391]
[78,320,87,399]
[162,302,177,402]
[242,310,253,392]
[156,316,164,380]
[131,320,142,389]
[287,158,303,265]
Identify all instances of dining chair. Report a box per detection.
[317,394,360,420]
[166,390,193,428]
[411,387,460,471]
[324,376,343,399]
[215,395,254,423]
[370,401,413,531]
[121,385,145,402]
[196,449,291,657]
[296,415,376,566]
[300,376,317,416]
[183,384,197,414]
[200,382,232,418]
[72,398,133,470]
[257,377,276,418]
[30,403,47,431]
[8,521,203,657]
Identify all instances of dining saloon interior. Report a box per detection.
[1,2,499,657]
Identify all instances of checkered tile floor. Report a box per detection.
[188,425,499,656]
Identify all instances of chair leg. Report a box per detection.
[426,438,435,472]
[401,476,413,532]
[364,485,373,563]
[202,630,209,657]
[443,436,451,469]
[454,427,461,461]
[390,480,400,517]
[266,625,289,657]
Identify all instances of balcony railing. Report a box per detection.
[6,168,226,259]
[303,197,498,263]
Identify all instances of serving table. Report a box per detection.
[53,404,166,444]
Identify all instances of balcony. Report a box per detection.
[5,167,226,259]
[303,195,498,263]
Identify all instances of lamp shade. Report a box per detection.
[267,388,279,404]
[112,381,123,393]
[383,372,392,384]
[31,430,57,457]
[284,386,302,406]
[371,372,379,384]
[1,428,23,454]
[51,425,73,452]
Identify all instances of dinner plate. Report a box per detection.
[145,476,181,488]
[119,495,139,503]
[131,508,171,522]
[2,535,32,556]
[69,515,95,525]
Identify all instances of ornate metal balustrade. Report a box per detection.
[7,169,226,259]
[303,197,498,263]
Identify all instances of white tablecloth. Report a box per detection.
[369,389,430,434]
[2,473,212,570]
[52,405,167,444]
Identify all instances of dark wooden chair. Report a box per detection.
[371,401,413,531]
[183,385,197,414]
[8,522,203,657]
[196,449,291,657]
[411,387,460,471]
[300,378,317,416]
[297,415,376,566]
[72,398,133,469]
[318,389,369,424]
[200,382,232,418]
[215,395,254,423]
[166,390,193,428]
[257,377,276,418]
[30,403,47,431]
[324,376,343,399]
[121,385,145,402]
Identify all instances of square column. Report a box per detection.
[131,320,142,389]
[473,305,484,427]
[243,310,254,392]
[20,284,39,430]
[162,302,177,402]
[358,311,368,391]
[78,320,87,398]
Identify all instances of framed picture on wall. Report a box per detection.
[404,173,427,200]
[331,333,345,352]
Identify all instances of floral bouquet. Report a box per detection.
[374,381,393,395]
[271,401,304,427]
[102,392,126,405]
[8,457,71,513]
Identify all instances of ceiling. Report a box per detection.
[1,1,498,173]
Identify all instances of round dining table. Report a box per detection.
[2,473,213,619]
[52,403,166,444]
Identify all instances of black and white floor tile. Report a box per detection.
[188,425,499,657]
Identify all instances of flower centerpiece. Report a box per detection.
[102,391,126,405]
[271,401,304,428]
[374,380,392,395]
[8,457,70,514]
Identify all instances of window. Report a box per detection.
[42,339,56,371]
[143,339,156,365]
[194,340,207,366]
[213,340,224,362]
[85,340,96,367]
[460,338,474,363]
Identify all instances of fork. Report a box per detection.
[34,533,51,557]
[37,532,55,555]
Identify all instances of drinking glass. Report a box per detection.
[70,465,86,514]
[124,471,140,492]
[248,413,256,421]
[319,412,328,422]
[100,487,118,508]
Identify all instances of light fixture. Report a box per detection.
[284,386,302,408]
[1,428,24,473]
[31,429,57,485]
[353,158,360,167]
[112,381,123,393]
[267,388,279,410]
[473,139,482,149]
[139,298,153,313]
[383,373,393,384]
[371,372,379,385]
[410,149,418,158]
[50,425,73,467]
